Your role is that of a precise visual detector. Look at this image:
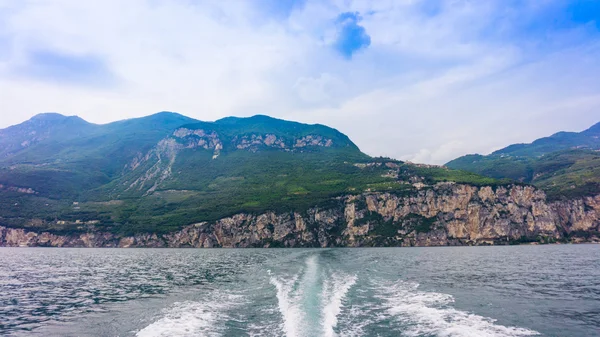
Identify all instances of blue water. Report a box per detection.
[0,245,599,336]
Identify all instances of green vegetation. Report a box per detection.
[368,213,437,238]
[411,214,437,233]
[399,164,505,186]
[0,112,503,235]
[447,149,600,200]
[371,220,397,237]
[447,121,600,200]
[490,122,600,157]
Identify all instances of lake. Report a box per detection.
[1,245,599,336]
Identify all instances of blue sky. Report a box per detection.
[0,0,599,164]
[333,12,371,59]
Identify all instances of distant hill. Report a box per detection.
[0,112,200,198]
[446,121,600,200]
[0,112,496,235]
[490,122,600,157]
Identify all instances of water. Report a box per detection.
[0,245,599,336]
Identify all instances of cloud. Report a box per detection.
[293,73,346,105]
[254,0,307,19]
[11,49,115,86]
[402,140,467,164]
[332,12,371,59]
[0,36,10,62]
[0,0,599,165]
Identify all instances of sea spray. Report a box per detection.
[136,292,243,337]
[269,255,323,336]
[321,273,357,337]
[374,280,540,337]
[270,255,357,337]
[269,268,303,337]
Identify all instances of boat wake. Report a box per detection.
[136,254,538,337]
[270,255,357,337]
[136,291,243,337]
[373,280,540,337]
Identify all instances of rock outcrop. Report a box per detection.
[120,129,338,195]
[1,184,598,248]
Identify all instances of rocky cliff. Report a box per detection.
[2,184,598,247]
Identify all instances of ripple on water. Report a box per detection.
[1,246,599,337]
[0,248,269,333]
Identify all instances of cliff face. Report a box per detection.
[551,195,600,237]
[1,184,598,248]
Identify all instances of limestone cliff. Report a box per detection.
[1,184,598,247]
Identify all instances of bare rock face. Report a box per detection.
[551,195,600,232]
[234,134,287,151]
[0,184,37,194]
[172,128,223,156]
[1,184,599,247]
[294,135,333,148]
[232,133,334,151]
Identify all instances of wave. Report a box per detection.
[322,273,357,337]
[136,255,538,337]
[136,291,243,337]
[270,263,305,337]
[270,255,356,337]
[374,280,540,337]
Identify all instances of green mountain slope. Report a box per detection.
[446,121,600,200]
[491,122,600,157]
[0,112,500,235]
[0,112,199,199]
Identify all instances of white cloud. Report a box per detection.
[0,0,599,164]
[293,73,346,105]
[402,140,468,164]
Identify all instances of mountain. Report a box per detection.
[490,122,600,157]
[446,122,600,200]
[0,111,198,170]
[1,112,598,247]
[2,183,598,248]
[0,112,200,199]
[0,112,489,233]
[0,113,95,159]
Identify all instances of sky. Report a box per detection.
[0,0,599,164]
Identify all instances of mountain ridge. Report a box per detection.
[446,120,600,200]
[0,112,598,246]
[583,121,600,134]
[487,121,600,157]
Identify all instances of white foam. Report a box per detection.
[271,255,324,337]
[270,255,357,337]
[336,305,378,337]
[270,270,303,337]
[322,273,357,337]
[136,292,242,337]
[377,281,539,337]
